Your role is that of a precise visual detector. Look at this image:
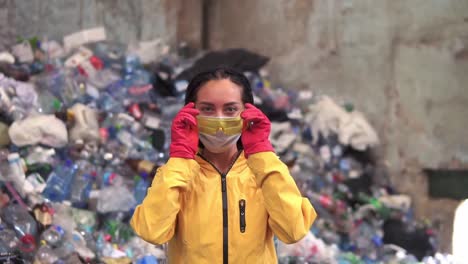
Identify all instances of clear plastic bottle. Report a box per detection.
[35,244,60,264]
[121,54,153,102]
[87,68,121,89]
[25,146,56,165]
[0,149,9,181]
[0,231,21,264]
[7,153,33,197]
[0,203,38,256]
[0,226,19,254]
[35,88,63,115]
[69,230,96,259]
[123,54,141,77]
[35,69,67,102]
[35,68,82,108]
[106,79,128,103]
[97,91,125,113]
[75,227,97,254]
[41,225,65,247]
[91,41,127,69]
[350,221,383,262]
[97,185,136,213]
[52,240,75,260]
[70,171,94,208]
[0,84,28,121]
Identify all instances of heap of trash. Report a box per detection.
[0,27,456,264]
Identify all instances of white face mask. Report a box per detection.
[197,116,243,153]
[199,131,241,153]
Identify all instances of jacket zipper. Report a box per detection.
[221,174,228,264]
[198,151,242,264]
[239,199,246,233]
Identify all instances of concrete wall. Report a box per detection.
[207,0,468,251]
[0,0,16,50]
[208,0,468,168]
[1,0,467,252]
[0,0,202,50]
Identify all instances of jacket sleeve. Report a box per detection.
[247,151,317,244]
[130,157,199,245]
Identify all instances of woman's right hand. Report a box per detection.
[169,102,200,159]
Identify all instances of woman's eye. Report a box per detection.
[200,107,213,112]
[225,107,238,113]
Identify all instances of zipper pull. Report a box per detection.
[239,199,246,233]
[221,176,226,192]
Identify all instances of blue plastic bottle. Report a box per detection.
[42,159,79,202]
[134,172,149,205]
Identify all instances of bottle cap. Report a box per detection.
[19,234,36,252]
[140,172,149,180]
[53,225,65,236]
[52,99,62,111]
[65,159,73,167]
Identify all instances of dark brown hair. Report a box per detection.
[184,67,254,105]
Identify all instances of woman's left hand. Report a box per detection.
[240,103,274,158]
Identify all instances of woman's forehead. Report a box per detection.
[196,101,242,107]
[196,79,243,102]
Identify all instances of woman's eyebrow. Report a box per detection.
[197,102,214,106]
[223,102,242,106]
[197,102,241,106]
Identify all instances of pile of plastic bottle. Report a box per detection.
[0,27,456,264]
[247,75,454,264]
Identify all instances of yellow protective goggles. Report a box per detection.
[197,116,243,136]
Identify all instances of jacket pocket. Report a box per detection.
[239,199,246,233]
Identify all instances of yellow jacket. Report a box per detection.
[130,151,317,263]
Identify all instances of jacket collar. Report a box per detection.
[195,150,247,176]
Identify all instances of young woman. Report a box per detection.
[130,67,316,263]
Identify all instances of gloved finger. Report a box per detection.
[241,104,255,117]
[183,102,195,109]
[244,103,256,110]
[180,107,200,117]
[242,114,262,131]
[184,115,198,127]
[241,109,265,121]
[179,102,200,115]
[179,113,198,128]
[241,107,255,119]
[173,111,197,128]
[242,103,264,116]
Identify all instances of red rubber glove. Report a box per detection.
[169,102,200,159]
[241,103,274,158]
